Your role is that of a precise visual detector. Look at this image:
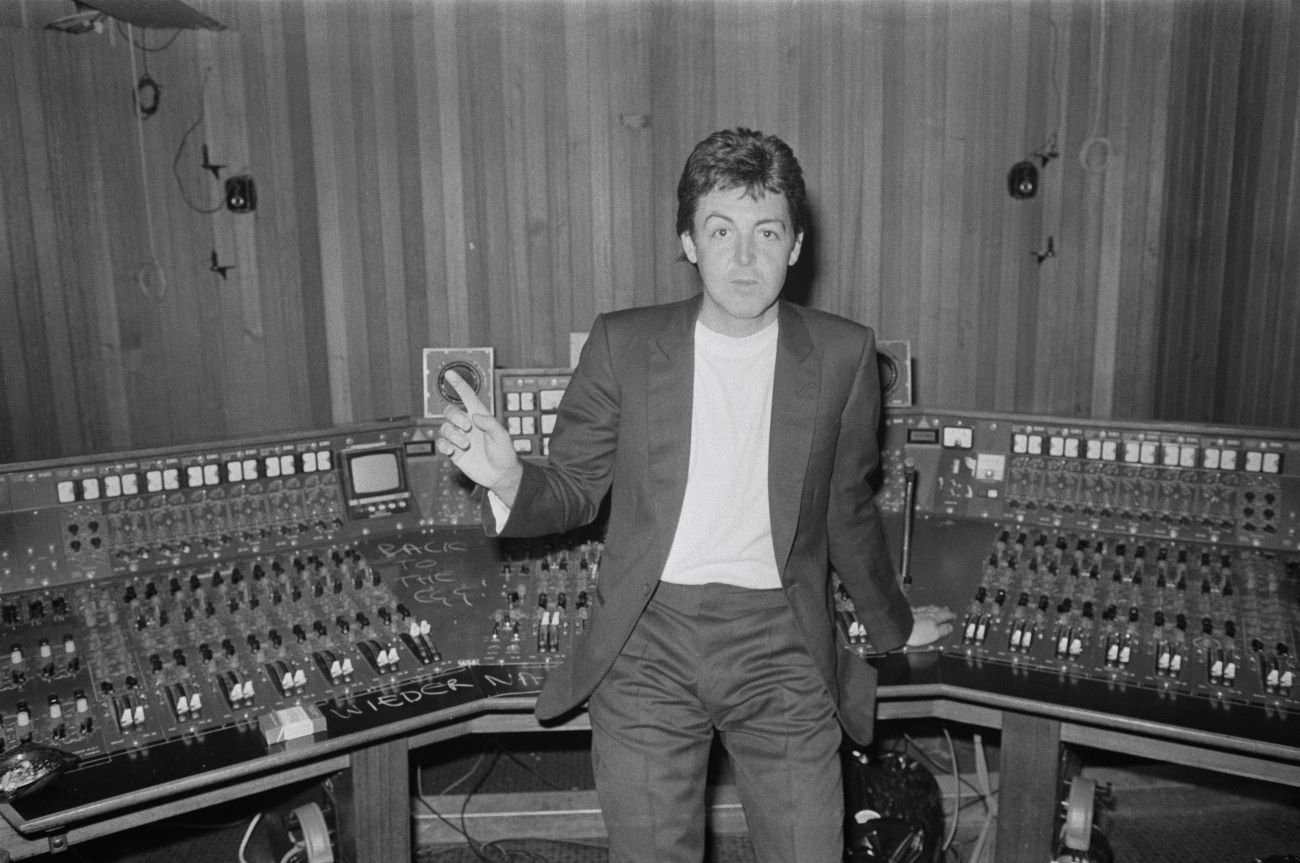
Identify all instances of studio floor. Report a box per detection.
[9,728,1300,863]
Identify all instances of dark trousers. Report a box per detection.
[588,581,845,863]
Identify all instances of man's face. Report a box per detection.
[681,186,803,337]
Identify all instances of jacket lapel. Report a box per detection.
[647,297,698,534]
[769,303,819,574]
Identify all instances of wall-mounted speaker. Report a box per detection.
[422,347,495,418]
[876,340,913,407]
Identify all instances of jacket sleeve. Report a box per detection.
[483,314,620,539]
[827,329,914,652]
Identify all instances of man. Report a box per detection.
[436,128,953,862]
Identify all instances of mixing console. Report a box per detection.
[0,418,602,825]
[0,403,1295,833]
[866,410,1299,725]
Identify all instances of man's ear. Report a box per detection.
[788,232,804,267]
[680,231,698,265]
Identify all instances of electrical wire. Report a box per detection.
[238,811,263,863]
[278,840,307,863]
[127,24,168,302]
[115,21,184,52]
[172,66,225,215]
[412,743,610,863]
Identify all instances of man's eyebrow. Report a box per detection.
[700,212,788,229]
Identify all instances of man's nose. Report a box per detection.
[734,234,755,265]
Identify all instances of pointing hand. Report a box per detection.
[434,370,523,505]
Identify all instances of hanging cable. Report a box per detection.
[172,67,224,214]
[128,24,168,301]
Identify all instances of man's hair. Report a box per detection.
[675,128,809,238]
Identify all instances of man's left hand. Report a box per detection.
[906,605,957,647]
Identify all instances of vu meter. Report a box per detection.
[422,347,495,418]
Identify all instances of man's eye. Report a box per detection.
[712,227,730,238]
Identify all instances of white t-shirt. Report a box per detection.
[659,319,781,589]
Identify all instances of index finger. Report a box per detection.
[443,369,491,416]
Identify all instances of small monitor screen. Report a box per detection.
[348,450,403,496]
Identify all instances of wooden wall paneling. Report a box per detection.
[562,0,597,336]
[813,0,866,322]
[304,1,360,425]
[711,0,751,134]
[514,0,568,367]
[938,2,979,409]
[1261,1,1299,428]
[582,0,617,321]
[458,2,513,364]
[1153,1,1199,422]
[1196,0,1246,424]
[874,2,909,362]
[1001,0,1043,414]
[1032,0,1086,415]
[1088,0,1132,418]
[540,1,574,368]
[1279,100,1300,427]
[357,0,411,419]
[0,197,20,464]
[500,2,540,366]
[1230,0,1297,428]
[1190,0,1244,422]
[343,0,390,423]
[1269,7,1300,427]
[1219,0,1266,426]
[202,24,272,438]
[971,5,1008,408]
[412,0,459,356]
[0,34,31,463]
[786,0,829,314]
[883,2,926,402]
[143,39,222,449]
[646,0,713,308]
[385,2,429,418]
[915,2,950,407]
[770,0,804,192]
[41,35,107,455]
[1111,1,1172,421]
[1,33,49,461]
[847,1,887,333]
[1065,0,1108,418]
[244,0,314,431]
[968,3,1006,411]
[82,32,132,451]
[275,0,331,432]
[607,1,652,315]
[1064,2,1105,418]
